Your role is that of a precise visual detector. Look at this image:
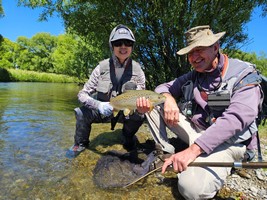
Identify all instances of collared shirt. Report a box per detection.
[155,54,261,154]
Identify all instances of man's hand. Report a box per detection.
[162,93,179,126]
[136,97,151,114]
[161,143,203,174]
[136,93,179,127]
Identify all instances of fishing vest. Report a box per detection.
[180,55,262,144]
[95,58,144,102]
[207,57,261,122]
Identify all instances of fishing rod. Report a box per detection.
[123,161,267,188]
[189,161,267,169]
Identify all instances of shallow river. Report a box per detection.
[0,82,183,200]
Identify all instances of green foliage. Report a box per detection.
[52,34,77,74]
[226,49,267,76]
[0,38,17,68]
[17,0,267,89]
[52,34,104,79]
[0,67,11,81]
[0,32,104,80]
[16,33,57,72]
[259,124,267,137]
[3,0,267,88]
[0,0,4,18]
[0,59,13,69]
[0,34,3,43]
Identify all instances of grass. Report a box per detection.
[259,123,267,138]
[0,67,81,83]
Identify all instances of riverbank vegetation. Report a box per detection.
[0,33,103,82]
[0,33,267,85]
[1,1,267,88]
[0,67,80,83]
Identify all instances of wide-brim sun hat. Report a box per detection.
[177,25,226,55]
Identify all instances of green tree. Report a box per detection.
[52,33,105,78]
[0,34,3,44]
[227,50,267,76]
[0,38,18,68]
[52,34,77,75]
[0,31,104,78]
[15,36,35,70]
[0,0,4,18]
[16,33,57,72]
[72,34,106,79]
[16,0,267,88]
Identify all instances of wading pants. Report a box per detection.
[74,106,144,146]
[145,105,246,200]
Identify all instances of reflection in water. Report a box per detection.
[0,82,181,200]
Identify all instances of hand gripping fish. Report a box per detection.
[110,90,166,116]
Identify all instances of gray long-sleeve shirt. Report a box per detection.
[155,54,261,154]
[78,56,146,109]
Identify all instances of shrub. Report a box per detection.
[0,68,12,81]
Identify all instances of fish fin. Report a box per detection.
[148,101,154,113]
[149,105,154,112]
[113,110,119,117]
[123,108,131,116]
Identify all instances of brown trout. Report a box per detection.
[110,90,166,116]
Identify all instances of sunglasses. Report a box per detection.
[112,39,134,47]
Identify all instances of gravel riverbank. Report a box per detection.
[215,138,267,200]
[137,124,267,199]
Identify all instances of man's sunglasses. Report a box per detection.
[112,39,134,47]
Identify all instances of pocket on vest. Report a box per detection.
[96,80,112,101]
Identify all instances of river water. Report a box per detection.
[0,82,81,199]
[0,82,183,200]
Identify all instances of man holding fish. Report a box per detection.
[67,24,147,158]
[136,25,262,199]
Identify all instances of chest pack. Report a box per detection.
[180,58,265,126]
[208,69,262,123]
[179,58,266,162]
[207,65,266,126]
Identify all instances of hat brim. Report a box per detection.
[110,34,135,42]
[177,32,225,55]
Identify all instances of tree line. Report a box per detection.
[0,33,104,80]
[0,0,267,89]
